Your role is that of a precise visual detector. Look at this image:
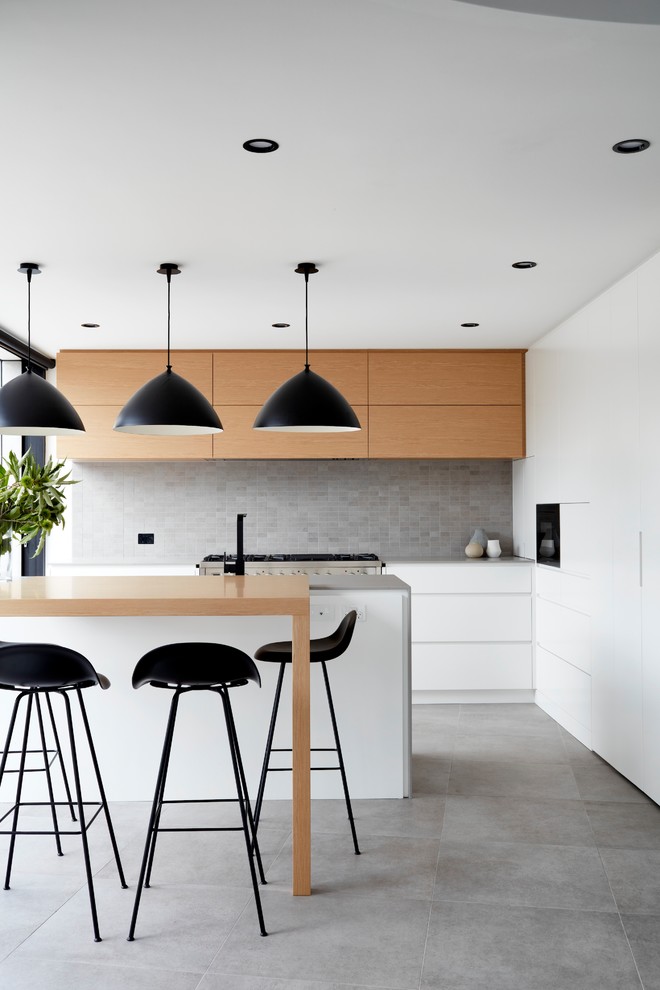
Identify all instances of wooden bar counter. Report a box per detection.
[0,575,311,895]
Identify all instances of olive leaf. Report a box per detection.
[0,449,78,557]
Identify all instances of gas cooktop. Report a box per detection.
[202,553,380,563]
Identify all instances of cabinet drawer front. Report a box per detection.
[214,351,368,405]
[412,642,532,691]
[537,567,590,615]
[369,405,524,458]
[56,406,213,460]
[412,595,532,642]
[536,597,591,673]
[389,563,532,595]
[536,646,591,731]
[56,351,213,404]
[369,351,524,405]
[211,406,368,459]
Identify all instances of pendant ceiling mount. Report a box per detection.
[0,263,86,437]
[253,262,361,433]
[114,264,223,436]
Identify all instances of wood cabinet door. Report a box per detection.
[212,406,368,459]
[368,405,524,458]
[368,350,525,405]
[56,350,213,404]
[56,406,213,460]
[213,351,368,404]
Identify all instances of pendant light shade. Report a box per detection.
[253,263,360,432]
[0,263,86,436]
[114,264,222,436]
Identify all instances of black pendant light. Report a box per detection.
[114,264,222,436]
[0,263,85,436]
[253,263,361,432]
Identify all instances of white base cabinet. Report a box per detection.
[385,561,533,703]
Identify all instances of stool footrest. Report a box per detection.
[0,801,103,836]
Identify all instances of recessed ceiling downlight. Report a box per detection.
[243,138,279,153]
[81,323,100,328]
[272,323,290,328]
[461,322,479,327]
[612,138,650,154]
[512,261,537,269]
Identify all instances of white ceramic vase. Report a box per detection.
[486,539,501,558]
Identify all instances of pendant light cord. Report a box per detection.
[166,269,172,373]
[26,267,32,373]
[304,271,310,371]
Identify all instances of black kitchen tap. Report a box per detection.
[236,513,246,576]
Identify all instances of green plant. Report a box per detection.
[0,449,78,557]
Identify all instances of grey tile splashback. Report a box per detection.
[70,460,512,562]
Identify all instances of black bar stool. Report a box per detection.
[254,610,360,855]
[0,641,128,942]
[127,641,268,941]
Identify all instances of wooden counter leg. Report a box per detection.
[291,610,311,895]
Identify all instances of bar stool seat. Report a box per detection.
[0,641,127,942]
[254,611,360,854]
[127,641,268,940]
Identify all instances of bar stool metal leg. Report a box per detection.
[143,690,179,890]
[220,687,267,885]
[0,690,25,793]
[45,692,77,822]
[254,662,286,830]
[61,690,103,942]
[320,662,360,855]
[219,687,267,937]
[34,693,63,857]
[128,689,181,941]
[75,688,128,890]
[4,693,33,890]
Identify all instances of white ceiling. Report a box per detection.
[1,0,659,360]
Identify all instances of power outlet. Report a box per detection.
[345,605,367,622]
[311,605,336,621]
[137,533,154,544]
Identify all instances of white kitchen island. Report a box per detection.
[0,574,411,806]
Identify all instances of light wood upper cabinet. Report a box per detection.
[369,350,524,405]
[56,350,213,404]
[56,405,213,460]
[368,350,525,459]
[213,406,369,459]
[213,351,368,405]
[369,406,524,458]
[55,347,525,461]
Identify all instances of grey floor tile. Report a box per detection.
[620,914,660,990]
[412,755,451,795]
[209,888,430,988]
[448,760,581,800]
[442,795,596,847]
[452,730,569,765]
[422,901,641,990]
[12,876,254,973]
[600,847,660,914]
[0,872,84,962]
[559,729,601,765]
[434,839,616,911]
[200,976,399,990]
[457,704,561,737]
[266,831,440,900]
[309,795,446,838]
[0,957,201,990]
[585,801,660,849]
[572,763,651,803]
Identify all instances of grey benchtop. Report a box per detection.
[384,555,534,566]
[309,575,410,592]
